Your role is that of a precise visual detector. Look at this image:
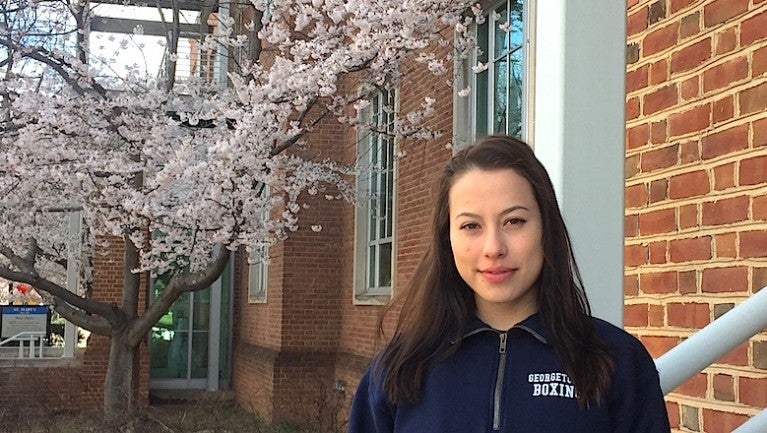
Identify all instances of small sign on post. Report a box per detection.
[0,305,50,339]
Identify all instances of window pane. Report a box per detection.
[370,133,379,167]
[371,94,380,132]
[190,331,209,379]
[509,48,524,137]
[494,2,509,59]
[151,328,189,378]
[368,245,378,288]
[474,0,525,140]
[378,242,392,288]
[494,57,508,134]
[369,169,378,242]
[379,168,387,239]
[385,167,393,237]
[368,200,377,242]
[252,266,261,293]
[477,19,489,64]
[358,89,396,296]
[192,288,210,331]
[510,0,524,49]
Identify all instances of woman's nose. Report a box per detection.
[482,228,507,258]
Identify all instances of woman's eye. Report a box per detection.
[505,218,526,226]
[461,222,480,230]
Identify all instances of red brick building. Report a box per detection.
[2,2,766,432]
[626,0,767,431]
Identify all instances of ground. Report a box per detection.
[0,400,333,433]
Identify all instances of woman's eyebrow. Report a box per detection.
[454,205,529,220]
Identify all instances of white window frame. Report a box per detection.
[353,90,397,304]
[453,0,536,148]
[247,247,268,304]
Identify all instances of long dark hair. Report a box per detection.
[377,135,614,407]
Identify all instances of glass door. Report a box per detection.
[149,260,231,390]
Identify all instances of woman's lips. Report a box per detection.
[480,268,514,283]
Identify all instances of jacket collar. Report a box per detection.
[461,312,549,344]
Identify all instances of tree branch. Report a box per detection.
[51,298,113,337]
[11,47,85,95]
[128,247,230,346]
[0,248,120,326]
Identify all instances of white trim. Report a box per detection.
[214,0,229,87]
[206,255,223,391]
[532,0,626,326]
[353,90,397,305]
[64,211,82,358]
[522,0,536,142]
[186,291,195,382]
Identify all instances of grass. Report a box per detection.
[0,400,325,433]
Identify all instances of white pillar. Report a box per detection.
[533,1,626,326]
[64,211,82,357]
[214,0,230,87]
[207,271,222,391]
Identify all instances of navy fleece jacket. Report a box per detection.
[348,313,670,433]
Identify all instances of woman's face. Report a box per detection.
[448,168,544,330]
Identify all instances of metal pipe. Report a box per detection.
[734,408,767,433]
[655,286,767,394]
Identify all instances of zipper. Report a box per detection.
[492,332,508,431]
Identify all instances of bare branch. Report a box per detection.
[51,298,113,337]
[0,38,108,97]
[0,245,31,273]
[0,255,119,325]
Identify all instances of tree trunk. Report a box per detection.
[103,331,140,423]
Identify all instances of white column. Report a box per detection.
[533,1,627,326]
[206,258,224,391]
[214,0,230,87]
[64,211,82,357]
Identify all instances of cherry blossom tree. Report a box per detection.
[0,0,479,421]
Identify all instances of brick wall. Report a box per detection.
[0,236,149,416]
[625,1,767,431]
[332,31,456,421]
[233,114,351,426]
[0,359,90,415]
[231,30,459,426]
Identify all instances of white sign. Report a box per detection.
[1,306,48,338]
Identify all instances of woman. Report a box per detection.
[348,135,669,432]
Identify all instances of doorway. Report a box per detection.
[149,260,232,390]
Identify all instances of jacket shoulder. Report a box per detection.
[591,317,648,351]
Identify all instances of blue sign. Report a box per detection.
[1,305,49,338]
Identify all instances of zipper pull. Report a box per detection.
[499,332,507,354]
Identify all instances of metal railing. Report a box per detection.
[655,286,767,433]
[0,331,47,358]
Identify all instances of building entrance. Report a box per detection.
[149,261,231,390]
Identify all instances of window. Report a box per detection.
[248,185,270,304]
[354,90,396,303]
[247,247,268,303]
[456,0,532,144]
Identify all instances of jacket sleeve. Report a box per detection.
[348,365,396,433]
[610,339,671,433]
